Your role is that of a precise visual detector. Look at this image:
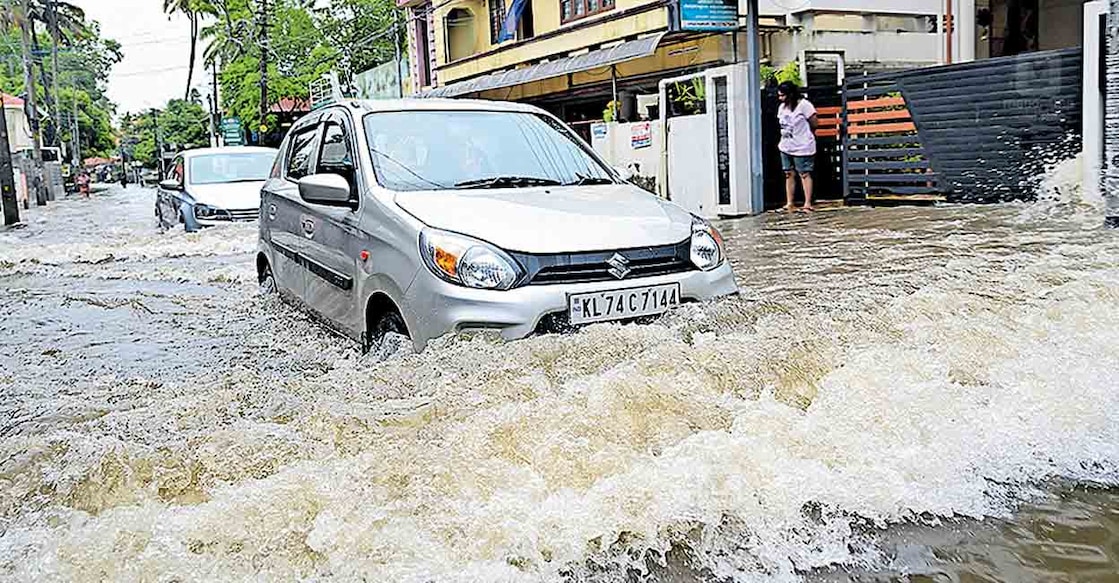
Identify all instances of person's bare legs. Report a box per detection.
[783,171,796,212]
[800,172,815,211]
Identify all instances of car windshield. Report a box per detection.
[189,152,275,185]
[363,110,615,191]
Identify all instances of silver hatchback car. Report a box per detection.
[257,99,737,351]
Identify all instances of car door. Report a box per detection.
[157,156,185,225]
[260,121,321,299]
[298,110,365,337]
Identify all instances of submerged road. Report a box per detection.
[0,184,1117,581]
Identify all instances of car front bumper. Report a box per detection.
[402,261,738,349]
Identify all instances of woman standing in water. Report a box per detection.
[776,81,818,212]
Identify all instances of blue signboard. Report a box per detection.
[679,0,738,31]
[220,117,244,146]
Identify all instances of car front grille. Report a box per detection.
[510,239,695,287]
[224,208,258,221]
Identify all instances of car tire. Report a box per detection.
[259,262,277,294]
[372,311,407,339]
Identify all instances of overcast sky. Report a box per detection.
[74,0,210,115]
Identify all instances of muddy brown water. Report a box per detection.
[0,180,1115,581]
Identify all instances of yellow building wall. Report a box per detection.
[432,0,668,84]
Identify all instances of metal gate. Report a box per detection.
[842,48,1083,204]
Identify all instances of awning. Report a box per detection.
[422,32,667,98]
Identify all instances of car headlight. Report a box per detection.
[419,228,521,290]
[194,203,220,219]
[690,220,724,271]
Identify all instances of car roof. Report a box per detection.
[349,98,543,115]
[180,146,278,159]
[288,99,551,135]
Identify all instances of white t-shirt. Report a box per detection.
[778,99,817,157]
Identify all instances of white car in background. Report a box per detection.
[155,146,278,231]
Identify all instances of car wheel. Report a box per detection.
[372,311,407,339]
[366,310,411,358]
[258,262,277,294]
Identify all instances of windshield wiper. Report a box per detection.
[454,176,562,189]
[565,175,615,186]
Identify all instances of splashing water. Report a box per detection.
[0,180,1116,581]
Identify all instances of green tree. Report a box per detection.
[0,7,121,158]
[119,99,209,167]
[197,0,400,139]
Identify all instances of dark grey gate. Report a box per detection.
[843,48,1083,204]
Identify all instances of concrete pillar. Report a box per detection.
[1108,0,1119,226]
[957,0,976,62]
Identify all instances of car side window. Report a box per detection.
[286,127,318,181]
[315,121,356,191]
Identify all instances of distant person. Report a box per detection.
[776,81,818,213]
[120,170,128,189]
[76,170,90,198]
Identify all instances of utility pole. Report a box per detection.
[1107,0,1119,227]
[258,0,268,145]
[0,97,20,225]
[393,12,404,98]
[48,0,62,151]
[70,90,79,170]
[745,0,764,214]
[210,59,220,146]
[16,0,47,206]
[152,109,165,179]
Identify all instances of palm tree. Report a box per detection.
[21,0,88,147]
[164,0,216,100]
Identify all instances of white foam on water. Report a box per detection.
[2,258,1117,581]
[0,223,257,266]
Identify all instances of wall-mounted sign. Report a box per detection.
[678,0,738,31]
[630,122,652,149]
[591,123,609,140]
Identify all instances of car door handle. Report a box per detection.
[267,204,277,220]
[301,217,316,238]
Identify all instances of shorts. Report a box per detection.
[781,152,815,174]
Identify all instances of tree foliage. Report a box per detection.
[119,98,209,167]
[0,9,122,158]
[200,0,400,135]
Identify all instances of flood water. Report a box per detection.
[0,170,1116,581]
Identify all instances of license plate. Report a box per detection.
[568,283,681,325]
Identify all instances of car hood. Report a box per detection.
[187,181,265,210]
[394,185,694,253]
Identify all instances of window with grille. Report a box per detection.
[560,0,614,23]
[489,0,506,44]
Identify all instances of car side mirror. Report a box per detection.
[613,165,635,182]
[159,178,182,191]
[299,173,354,208]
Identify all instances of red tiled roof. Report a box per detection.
[2,93,24,107]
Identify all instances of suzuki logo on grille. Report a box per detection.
[606,253,631,279]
